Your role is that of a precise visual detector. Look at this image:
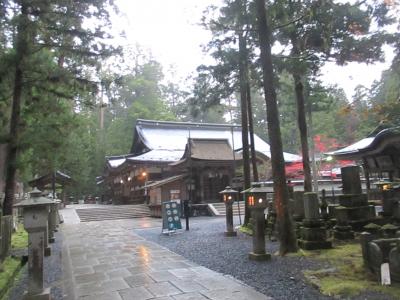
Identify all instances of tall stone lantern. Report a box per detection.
[219,186,238,237]
[14,188,54,300]
[243,184,271,261]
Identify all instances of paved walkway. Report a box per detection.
[60,208,272,300]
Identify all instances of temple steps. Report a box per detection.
[208,201,245,216]
[76,204,151,222]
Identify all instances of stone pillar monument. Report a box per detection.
[333,166,375,239]
[298,192,332,250]
[48,201,58,243]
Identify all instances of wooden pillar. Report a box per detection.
[362,159,371,192]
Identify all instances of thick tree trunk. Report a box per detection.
[247,83,259,182]
[238,32,252,225]
[293,73,312,192]
[255,0,298,254]
[3,2,29,216]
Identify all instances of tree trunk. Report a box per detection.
[255,0,297,254]
[3,1,30,216]
[307,94,319,192]
[238,32,252,225]
[290,35,312,192]
[293,74,312,192]
[247,82,259,182]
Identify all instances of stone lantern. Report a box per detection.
[219,186,238,237]
[243,184,271,261]
[48,200,59,243]
[14,188,54,300]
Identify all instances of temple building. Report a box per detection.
[99,119,301,205]
[328,126,400,190]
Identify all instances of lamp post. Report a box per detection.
[244,183,271,261]
[219,186,238,237]
[142,171,148,204]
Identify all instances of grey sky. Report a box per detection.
[113,0,395,99]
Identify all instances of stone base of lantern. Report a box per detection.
[298,239,332,250]
[225,231,237,237]
[248,252,271,261]
[333,225,355,240]
[23,287,51,300]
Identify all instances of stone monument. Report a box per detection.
[292,191,305,237]
[298,192,332,250]
[48,200,58,243]
[333,166,375,240]
[360,232,400,283]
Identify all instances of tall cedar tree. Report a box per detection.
[255,0,297,254]
[3,0,31,216]
[2,0,117,215]
[237,1,252,224]
[272,0,396,192]
[192,0,259,224]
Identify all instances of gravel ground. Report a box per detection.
[135,216,396,300]
[8,230,64,300]
[5,216,396,300]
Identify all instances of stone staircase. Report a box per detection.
[208,201,245,216]
[75,204,151,222]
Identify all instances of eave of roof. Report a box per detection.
[328,126,400,159]
[145,174,186,189]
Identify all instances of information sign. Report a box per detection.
[162,201,182,233]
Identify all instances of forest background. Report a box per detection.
[0,0,399,199]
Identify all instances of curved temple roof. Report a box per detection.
[106,119,302,169]
[328,127,400,159]
[132,119,301,162]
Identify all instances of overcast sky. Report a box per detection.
[113,0,395,100]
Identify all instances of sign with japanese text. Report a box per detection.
[162,201,182,233]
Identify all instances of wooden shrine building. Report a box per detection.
[100,119,301,205]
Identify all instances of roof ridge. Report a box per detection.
[136,119,241,129]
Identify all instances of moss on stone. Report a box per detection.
[301,242,400,298]
[363,223,382,230]
[382,224,399,230]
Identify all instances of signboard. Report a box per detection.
[162,201,182,233]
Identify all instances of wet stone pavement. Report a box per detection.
[61,219,272,300]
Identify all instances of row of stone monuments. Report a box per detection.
[220,165,400,285]
[15,188,62,300]
[289,165,400,284]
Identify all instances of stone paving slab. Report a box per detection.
[60,217,272,300]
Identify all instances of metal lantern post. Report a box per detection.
[142,171,148,204]
[184,179,195,231]
[244,184,271,261]
[219,186,238,237]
